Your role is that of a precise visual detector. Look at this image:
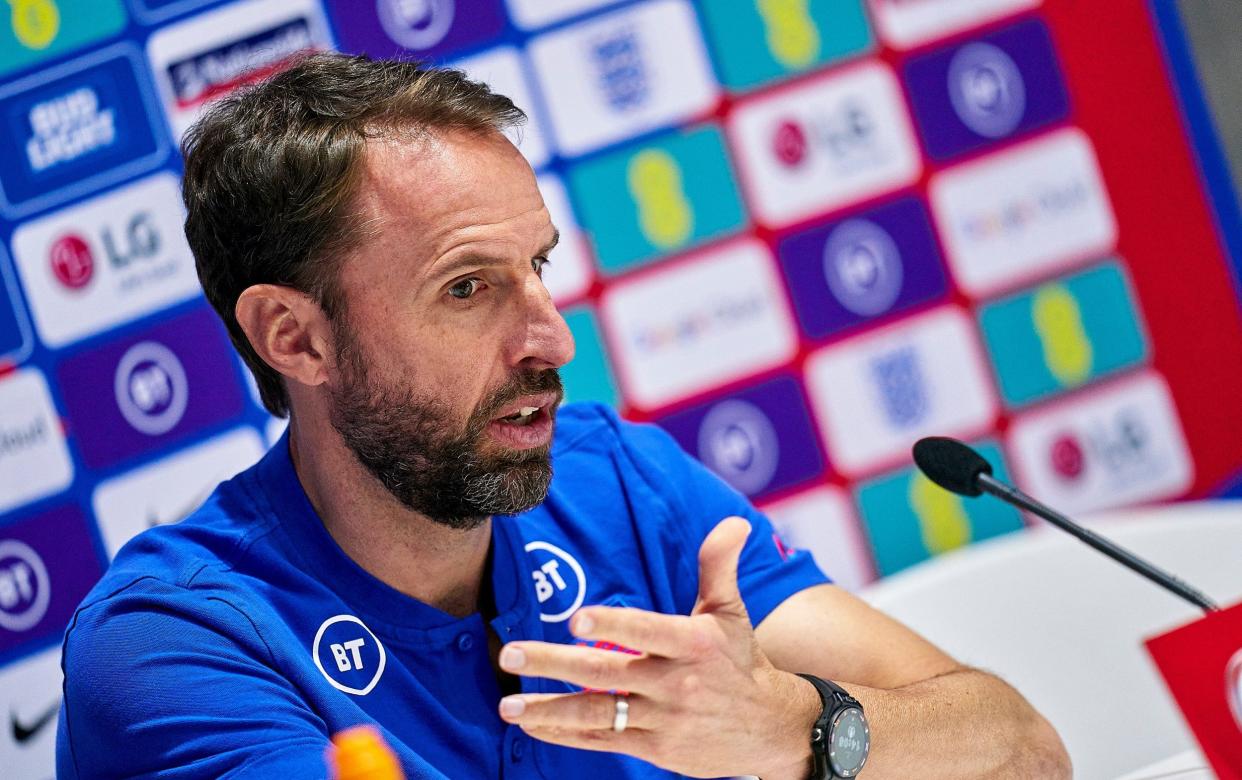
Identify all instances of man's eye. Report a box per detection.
[533,256,549,278]
[448,278,481,299]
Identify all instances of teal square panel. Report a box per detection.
[977,260,1148,408]
[855,441,1024,576]
[566,124,747,275]
[561,307,620,407]
[0,0,128,78]
[696,0,873,92]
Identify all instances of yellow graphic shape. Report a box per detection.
[8,0,59,50]
[627,149,693,250]
[756,0,821,69]
[909,473,971,556]
[1032,284,1093,388]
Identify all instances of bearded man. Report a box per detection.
[57,53,1069,780]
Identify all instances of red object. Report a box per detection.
[1146,600,1242,778]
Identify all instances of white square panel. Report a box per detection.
[869,0,1042,50]
[11,173,201,348]
[1007,371,1193,516]
[92,427,266,558]
[452,45,552,169]
[728,60,921,229]
[805,306,998,477]
[0,369,73,515]
[528,0,719,157]
[601,239,797,410]
[537,173,595,305]
[762,486,876,591]
[930,127,1117,298]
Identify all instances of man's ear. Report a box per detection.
[234,284,335,389]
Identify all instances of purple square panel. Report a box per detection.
[903,17,1070,161]
[0,505,103,656]
[326,0,507,60]
[656,374,824,502]
[56,307,246,470]
[777,195,948,341]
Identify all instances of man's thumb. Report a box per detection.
[693,516,752,617]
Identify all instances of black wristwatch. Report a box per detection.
[796,673,870,779]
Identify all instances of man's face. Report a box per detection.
[325,129,574,528]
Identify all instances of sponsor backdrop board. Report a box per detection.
[0,2,1240,775]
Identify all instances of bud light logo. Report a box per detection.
[0,46,166,219]
[0,541,51,633]
[49,234,93,290]
[697,400,780,496]
[822,219,903,316]
[524,540,586,623]
[947,42,1026,139]
[25,86,116,173]
[312,615,387,696]
[377,0,454,50]
[114,341,189,435]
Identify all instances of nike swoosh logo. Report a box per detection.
[11,701,59,744]
[145,479,222,529]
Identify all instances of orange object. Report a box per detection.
[329,724,405,780]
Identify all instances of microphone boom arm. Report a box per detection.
[976,473,1220,614]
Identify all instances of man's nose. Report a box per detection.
[515,275,575,371]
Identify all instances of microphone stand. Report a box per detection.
[977,473,1220,614]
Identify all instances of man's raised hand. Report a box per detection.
[496,516,820,780]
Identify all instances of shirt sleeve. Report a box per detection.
[58,580,331,780]
[603,405,831,626]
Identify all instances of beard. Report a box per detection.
[327,325,562,530]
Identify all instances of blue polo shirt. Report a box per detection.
[57,403,829,779]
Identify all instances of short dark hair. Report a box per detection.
[182,52,526,417]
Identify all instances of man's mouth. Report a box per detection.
[487,391,561,447]
[498,406,543,426]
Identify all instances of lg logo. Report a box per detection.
[525,541,586,623]
[312,615,387,696]
[47,212,161,291]
[0,541,51,633]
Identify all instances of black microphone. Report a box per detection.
[912,436,1220,614]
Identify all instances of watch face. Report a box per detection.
[828,707,870,777]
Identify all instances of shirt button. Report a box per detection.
[455,632,475,652]
[510,736,525,761]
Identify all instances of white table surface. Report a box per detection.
[1113,748,1211,779]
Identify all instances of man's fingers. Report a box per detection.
[499,691,652,732]
[500,641,652,694]
[569,606,696,659]
[518,724,654,757]
[693,516,751,617]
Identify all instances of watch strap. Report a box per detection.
[796,673,862,780]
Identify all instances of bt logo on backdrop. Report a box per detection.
[0,542,50,633]
[114,341,189,436]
